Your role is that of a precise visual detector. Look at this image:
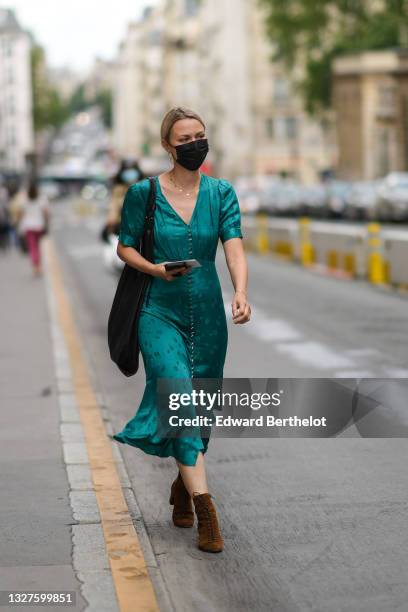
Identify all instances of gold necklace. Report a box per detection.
[168,171,201,197]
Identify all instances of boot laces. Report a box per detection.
[197,497,217,540]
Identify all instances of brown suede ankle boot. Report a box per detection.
[192,493,224,553]
[169,472,194,528]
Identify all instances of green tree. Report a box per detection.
[92,89,112,128]
[258,0,408,114]
[31,43,70,131]
[67,84,88,114]
[65,85,112,128]
[31,43,113,132]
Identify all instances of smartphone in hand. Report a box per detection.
[163,259,201,271]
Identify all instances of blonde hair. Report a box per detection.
[160,106,206,144]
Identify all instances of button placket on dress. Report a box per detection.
[187,226,195,378]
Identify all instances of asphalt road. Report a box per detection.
[52,197,408,612]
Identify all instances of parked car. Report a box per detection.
[259,179,302,216]
[298,184,328,218]
[343,181,381,221]
[233,176,261,214]
[324,180,353,218]
[376,172,408,222]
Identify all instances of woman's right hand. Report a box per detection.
[150,263,191,281]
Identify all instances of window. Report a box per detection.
[8,96,15,115]
[265,118,274,139]
[274,117,286,140]
[273,76,289,104]
[185,0,199,16]
[147,29,162,45]
[285,117,297,140]
[8,126,16,146]
[377,83,396,119]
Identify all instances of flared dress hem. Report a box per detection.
[111,432,209,466]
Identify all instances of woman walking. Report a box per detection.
[112,107,251,553]
[16,182,49,276]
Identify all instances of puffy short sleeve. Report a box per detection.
[118,179,150,248]
[218,179,243,244]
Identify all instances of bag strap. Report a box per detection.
[140,176,157,260]
[145,176,156,231]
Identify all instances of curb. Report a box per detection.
[42,236,164,612]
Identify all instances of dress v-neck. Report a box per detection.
[156,173,204,227]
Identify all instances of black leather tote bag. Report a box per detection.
[107,177,156,377]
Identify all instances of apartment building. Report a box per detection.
[0,8,34,174]
[112,0,335,181]
[112,5,167,159]
[332,49,408,180]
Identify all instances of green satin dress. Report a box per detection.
[112,174,243,466]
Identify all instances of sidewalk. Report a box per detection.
[0,246,88,610]
[0,242,161,612]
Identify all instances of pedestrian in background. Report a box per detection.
[16,182,50,276]
[0,184,11,251]
[104,158,145,236]
[7,185,25,250]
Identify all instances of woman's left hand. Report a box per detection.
[232,291,251,324]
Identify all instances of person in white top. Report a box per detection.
[16,182,50,276]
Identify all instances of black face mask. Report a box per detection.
[174,138,209,171]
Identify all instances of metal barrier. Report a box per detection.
[383,230,408,286]
[308,222,366,278]
[298,218,315,266]
[255,212,270,254]
[241,215,408,287]
[367,223,388,284]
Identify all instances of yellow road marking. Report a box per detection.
[44,236,160,612]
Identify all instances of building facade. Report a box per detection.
[47,66,82,103]
[112,5,167,160]
[112,0,334,182]
[332,49,408,180]
[84,57,117,101]
[0,9,34,174]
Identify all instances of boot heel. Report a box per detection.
[169,475,194,527]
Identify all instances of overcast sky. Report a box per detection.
[4,0,159,74]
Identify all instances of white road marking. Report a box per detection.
[334,370,375,378]
[275,341,357,370]
[247,317,302,342]
[223,295,404,376]
[382,368,408,377]
[344,348,383,358]
[224,298,303,341]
